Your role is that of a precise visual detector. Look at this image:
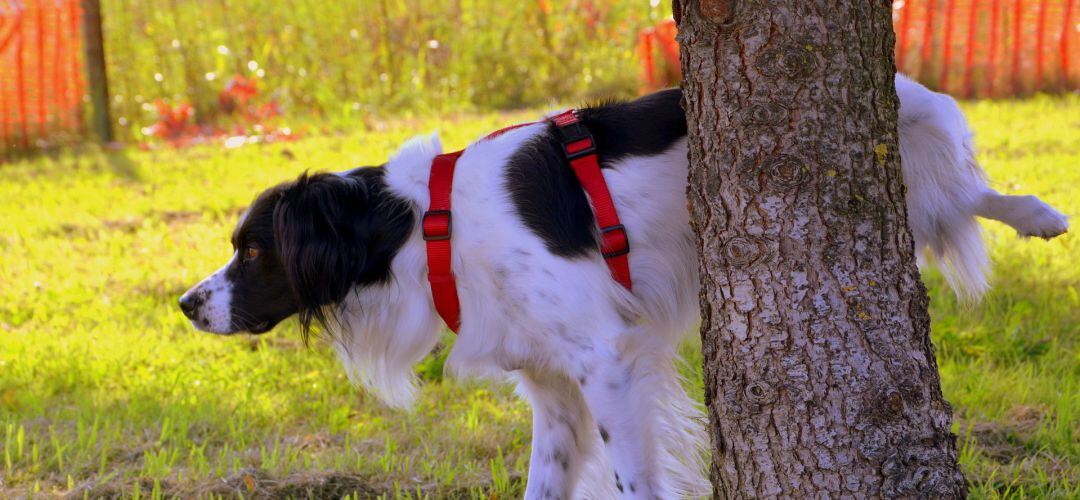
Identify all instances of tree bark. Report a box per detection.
[675,1,967,497]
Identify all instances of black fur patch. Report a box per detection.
[504,88,686,257]
[575,88,688,164]
[226,167,413,337]
[226,186,299,334]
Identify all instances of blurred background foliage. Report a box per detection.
[101,0,670,139]
[3,0,1075,150]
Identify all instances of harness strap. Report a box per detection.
[549,110,632,290]
[424,112,632,334]
[423,150,462,333]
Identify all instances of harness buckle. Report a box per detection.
[551,112,596,157]
[600,224,630,258]
[422,210,452,241]
[552,113,597,162]
[554,118,591,143]
[564,139,597,161]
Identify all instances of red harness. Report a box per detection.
[422,110,631,333]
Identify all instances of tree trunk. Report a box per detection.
[674,1,967,497]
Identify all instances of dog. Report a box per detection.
[179,75,1068,498]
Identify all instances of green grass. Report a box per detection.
[1,96,1077,498]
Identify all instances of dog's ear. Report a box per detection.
[272,170,414,335]
[273,173,369,331]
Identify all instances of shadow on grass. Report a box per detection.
[104,149,141,182]
[70,469,525,499]
[72,469,380,499]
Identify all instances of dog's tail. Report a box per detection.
[896,75,990,301]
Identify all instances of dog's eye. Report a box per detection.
[243,246,260,261]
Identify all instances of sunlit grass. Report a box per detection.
[1,96,1077,497]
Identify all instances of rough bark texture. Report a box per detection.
[674,1,967,497]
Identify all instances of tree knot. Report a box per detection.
[720,235,766,266]
[744,381,777,405]
[699,0,733,25]
[757,44,818,80]
[742,101,788,127]
[763,154,814,190]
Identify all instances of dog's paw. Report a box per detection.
[1015,197,1069,239]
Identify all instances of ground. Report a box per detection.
[0,97,1076,498]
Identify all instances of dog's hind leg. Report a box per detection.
[976,190,1069,239]
[576,349,659,498]
[646,347,710,498]
[570,332,708,499]
[516,369,598,500]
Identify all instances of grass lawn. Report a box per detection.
[1,97,1077,498]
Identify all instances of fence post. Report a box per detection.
[81,0,112,142]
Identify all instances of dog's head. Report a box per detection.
[179,168,413,336]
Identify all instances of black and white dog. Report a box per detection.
[179,75,1067,498]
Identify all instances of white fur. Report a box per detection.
[895,74,1068,298]
[329,135,446,409]
[331,236,442,409]
[309,77,1066,498]
[183,255,236,334]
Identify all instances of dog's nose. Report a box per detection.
[178,292,203,319]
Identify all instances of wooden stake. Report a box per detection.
[81,0,112,142]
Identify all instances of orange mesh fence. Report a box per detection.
[1,0,84,151]
[639,0,1079,98]
[895,0,1078,97]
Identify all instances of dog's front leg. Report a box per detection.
[517,369,594,500]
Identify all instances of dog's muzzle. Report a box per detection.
[179,268,234,334]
